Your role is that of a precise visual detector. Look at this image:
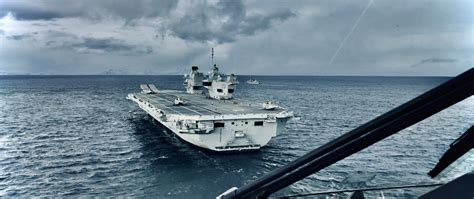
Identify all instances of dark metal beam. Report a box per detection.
[428,126,474,178]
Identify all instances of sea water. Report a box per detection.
[0,75,472,197]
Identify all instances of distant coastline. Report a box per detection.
[0,74,454,77]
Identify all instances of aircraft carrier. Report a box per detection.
[127,65,293,152]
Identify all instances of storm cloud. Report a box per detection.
[0,0,178,21]
[0,0,472,76]
[40,32,153,55]
[0,1,83,20]
[167,0,295,43]
[6,33,33,40]
[0,0,295,44]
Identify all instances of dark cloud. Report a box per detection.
[168,1,295,43]
[420,58,458,63]
[77,37,134,52]
[67,37,153,55]
[31,22,60,26]
[6,33,34,40]
[1,0,294,44]
[411,58,458,67]
[40,31,153,55]
[0,2,83,20]
[0,0,177,21]
[0,0,295,43]
[97,0,178,21]
[1,0,471,76]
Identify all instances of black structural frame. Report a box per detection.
[220,68,474,198]
[428,126,474,178]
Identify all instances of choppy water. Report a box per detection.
[0,75,472,197]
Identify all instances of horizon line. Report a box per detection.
[0,74,455,77]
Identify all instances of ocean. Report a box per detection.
[0,75,472,198]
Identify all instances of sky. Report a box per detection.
[0,0,472,76]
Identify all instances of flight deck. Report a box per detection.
[130,91,284,117]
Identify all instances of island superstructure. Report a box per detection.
[127,65,293,152]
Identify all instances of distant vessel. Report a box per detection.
[127,64,293,152]
[246,77,259,85]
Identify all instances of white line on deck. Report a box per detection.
[157,93,219,115]
[138,94,183,115]
[153,94,207,115]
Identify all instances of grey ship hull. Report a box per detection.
[127,90,293,152]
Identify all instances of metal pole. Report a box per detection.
[278,183,443,198]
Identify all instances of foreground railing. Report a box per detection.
[272,183,443,198]
[218,68,474,198]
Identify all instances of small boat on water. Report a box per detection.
[246,78,259,85]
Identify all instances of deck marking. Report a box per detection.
[154,94,204,115]
[138,94,183,115]
[134,91,282,117]
[159,92,221,115]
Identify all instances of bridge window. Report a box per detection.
[214,122,225,127]
[254,121,263,126]
[217,89,223,93]
[228,89,234,93]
